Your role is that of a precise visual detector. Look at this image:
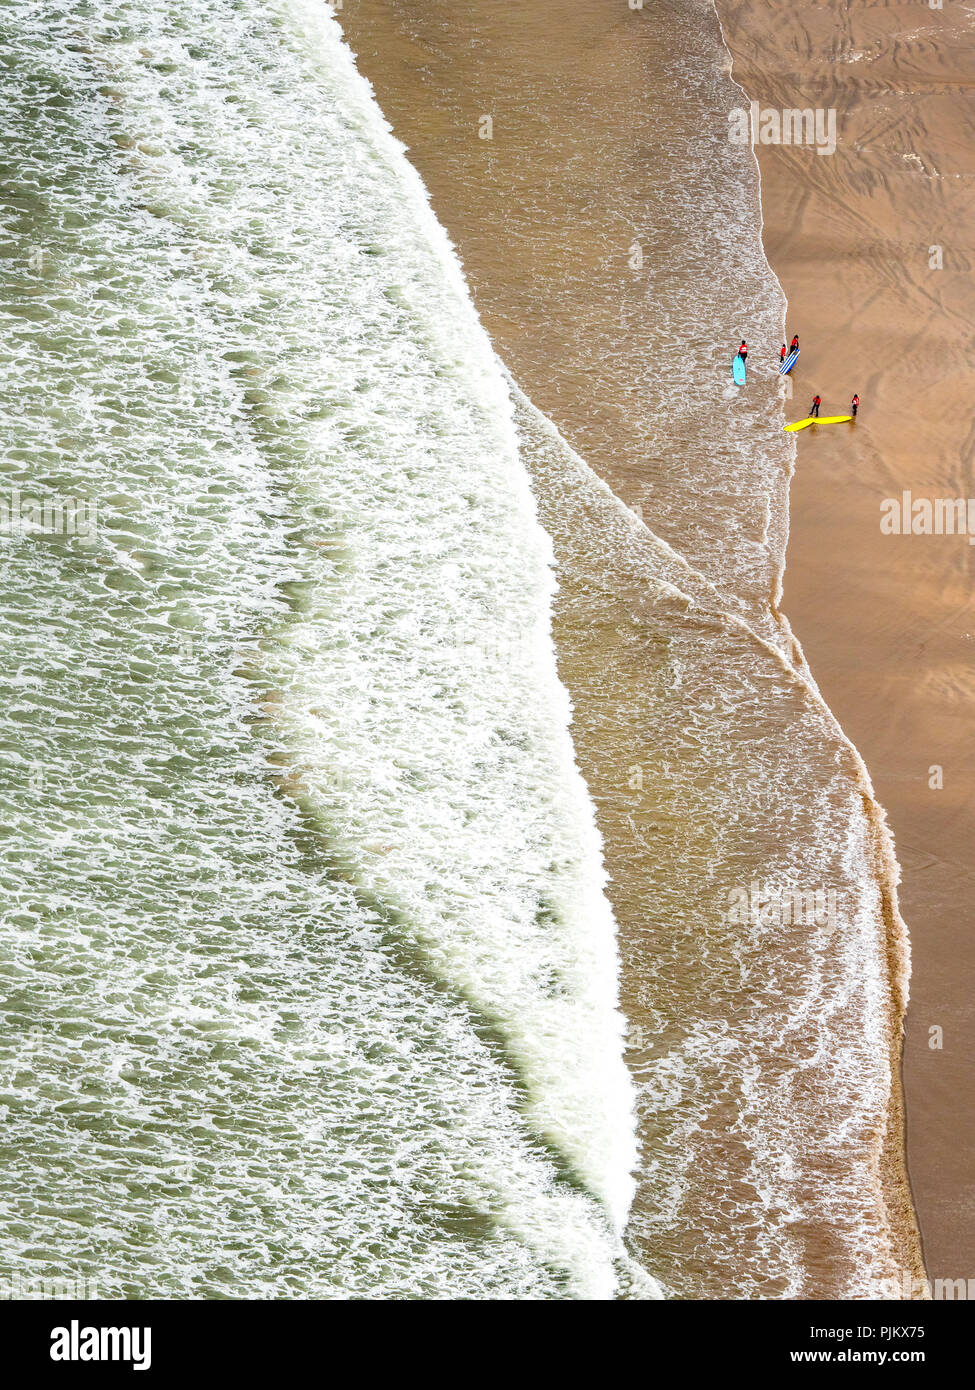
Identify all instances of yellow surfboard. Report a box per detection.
[784,414,854,432]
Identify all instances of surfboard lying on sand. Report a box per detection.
[784,414,854,432]
[779,348,799,374]
[732,355,746,384]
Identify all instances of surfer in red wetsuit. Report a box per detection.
[790,335,799,353]
[738,340,748,361]
[780,343,787,363]
[809,394,821,418]
[851,393,859,417]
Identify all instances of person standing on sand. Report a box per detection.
[851,393,859,417]
[780,343,787,363]
[809,394,821,418]
[790,334,799,353]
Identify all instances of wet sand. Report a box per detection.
[714,0,975,1283]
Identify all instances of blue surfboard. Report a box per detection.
[732,355,746,385]
[779,348,799,375]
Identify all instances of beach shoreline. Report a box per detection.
[711,0,928,1293]
[335,0,953,1294]
[713,0,975,1283]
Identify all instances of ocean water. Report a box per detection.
[0,0,654,1299]
[0,0,920,1302]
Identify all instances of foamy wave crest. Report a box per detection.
[83,0,646,1291]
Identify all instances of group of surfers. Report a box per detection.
[735,335,859,419]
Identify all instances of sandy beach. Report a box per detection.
[715,0,975,1282]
